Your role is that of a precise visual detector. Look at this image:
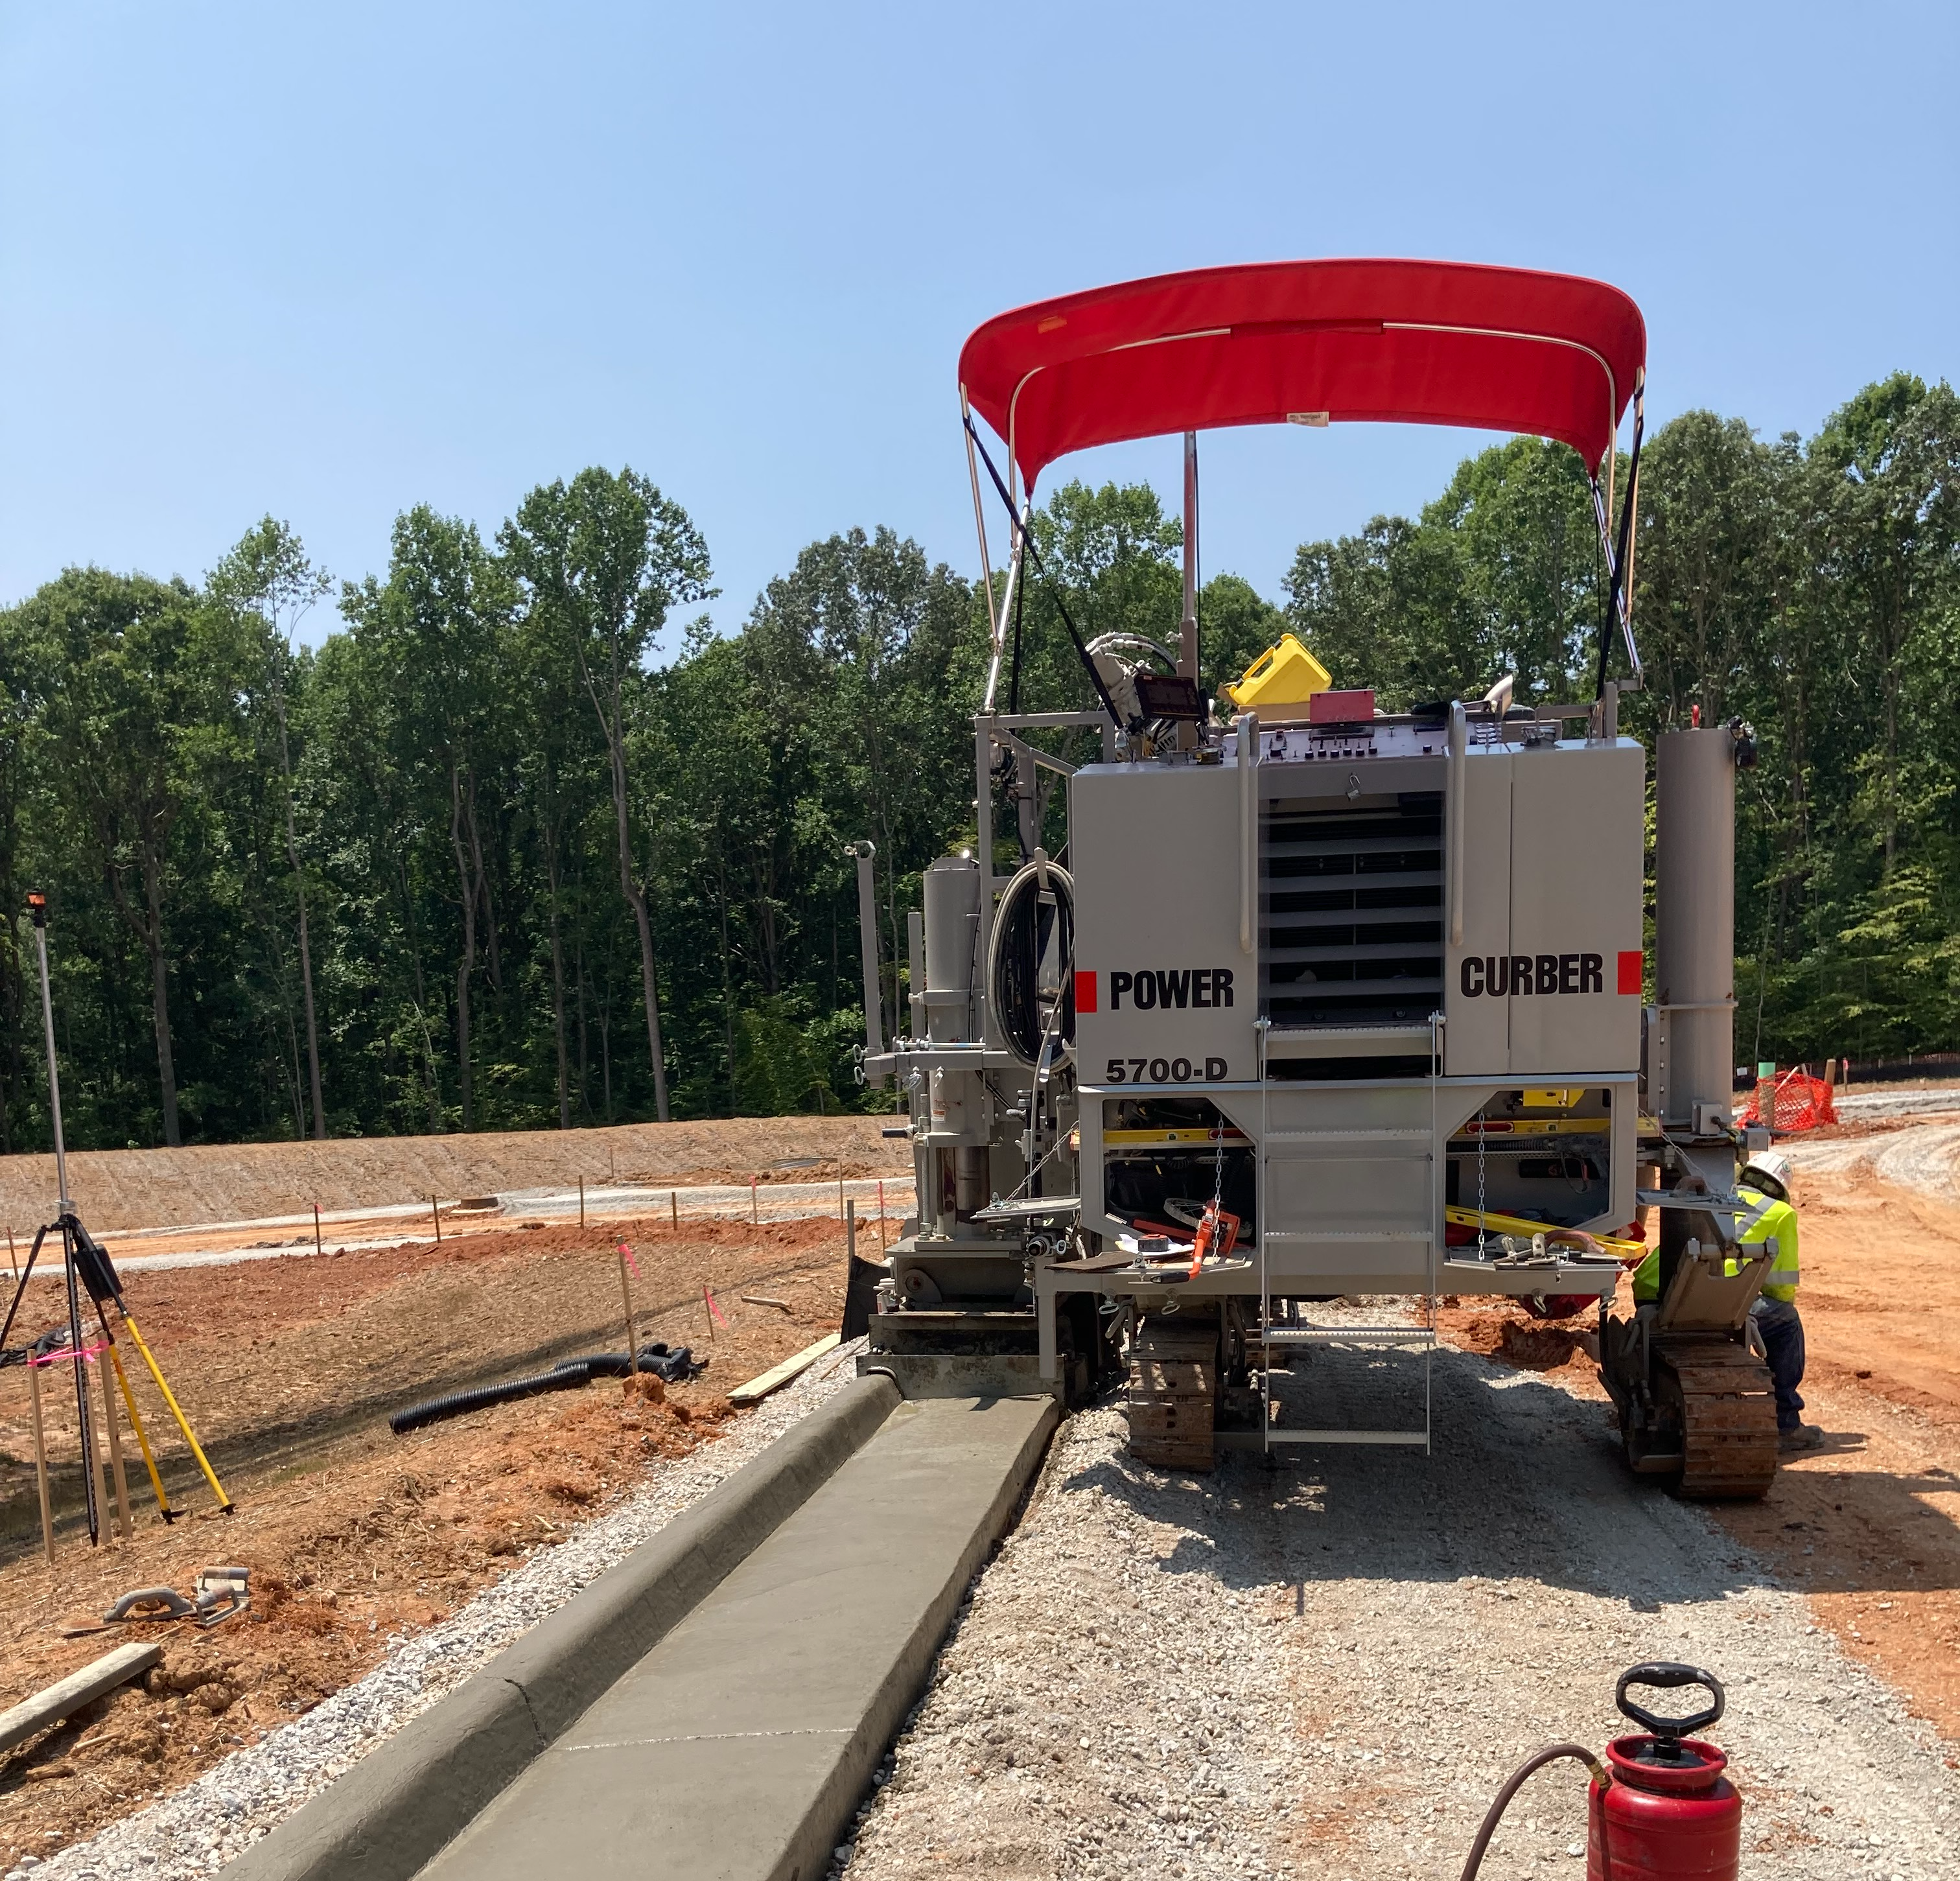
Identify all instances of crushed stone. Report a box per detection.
[838,1324,1959,1880]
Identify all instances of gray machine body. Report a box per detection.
[1070,725,1644,1298]
[864,705,1701,1394]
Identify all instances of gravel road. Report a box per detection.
[1785,1119,1960,1207]
[838,1328,1959,1880]
[29,1339,868,1881]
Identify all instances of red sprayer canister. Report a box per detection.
[1589,1664,1740,1881]
[1458,1663,1740,1881]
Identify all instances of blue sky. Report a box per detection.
[2,3,1955,648]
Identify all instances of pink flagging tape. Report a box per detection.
[31,1338,108,1369]
[618,1241,642,1279]
[704,1285,730,1328]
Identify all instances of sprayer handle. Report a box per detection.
[1616,1663,1724,1740]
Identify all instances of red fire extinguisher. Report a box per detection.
[1458,1663,1741,1881]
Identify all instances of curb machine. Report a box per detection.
[861,260,1777,1492]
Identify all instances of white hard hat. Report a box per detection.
[1741,1149,1793,1197]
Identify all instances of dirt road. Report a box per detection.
[0,1115,911,1236]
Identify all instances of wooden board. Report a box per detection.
[728,1332,842,1407]
[0,1642,161,1755]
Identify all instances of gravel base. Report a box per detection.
[837,1328,1960,1880]
[31,1338,867,1881]
[1784,1121,1960,1206]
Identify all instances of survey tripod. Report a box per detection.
[0,892,231,1545]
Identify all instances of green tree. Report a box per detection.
[341,509,515,1130]
[502,470,715,1123]
[209,518,334,1138]
[21,570,253,1145]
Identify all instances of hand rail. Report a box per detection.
[1239,714,1259,954]
[1448,700,1467,947]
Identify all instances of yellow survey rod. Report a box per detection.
[1443,1205,1646,1263]
[108,1346,176,1523]
[89,1299,176,1521]
[119,1310,233,1513]
[91,1299,176,1521]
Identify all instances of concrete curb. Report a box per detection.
[226,1372,902,1881]
[784,1394,1059,1881]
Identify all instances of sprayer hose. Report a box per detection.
[1457,1744,1611,1881]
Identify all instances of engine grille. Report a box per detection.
[1261,793,1445,1029]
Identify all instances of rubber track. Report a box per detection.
[1126,1317,1219,1471]
[1661,1344,1779,1498]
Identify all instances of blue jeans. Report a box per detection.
[1751,1298,1806,1431]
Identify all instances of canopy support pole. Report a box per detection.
[1179,430,1200,751]
[961,383,1000,649]
[1180,431,1198,682]
[1591,370,1646,699]
[983,506,1029,714]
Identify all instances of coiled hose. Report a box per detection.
[986,858,1075,1066]
[389,1343,701,1435]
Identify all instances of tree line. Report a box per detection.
[0,372,1953,1151]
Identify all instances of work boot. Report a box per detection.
[1779,1423,1824,1453]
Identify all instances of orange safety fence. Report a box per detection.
[1736,1068,1838,1134]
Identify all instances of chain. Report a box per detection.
[1477,1109,1489,1256]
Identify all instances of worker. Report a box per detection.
[1734,1149,1819,1451]
[1631,1148,1817,1452]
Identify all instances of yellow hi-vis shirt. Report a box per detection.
[1631,1184,1799,1305]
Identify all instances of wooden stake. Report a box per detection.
[579,1176,585,1228]
[27,1357,54,1567]
[838,1163,846,1222]
[670,1190,678,1232]
[432,1196,441,1244]
[846,1197,856,1265]
[97,1351,132,1542]
[703,1284,717,1341]
[80,1350,112,1540]
[7,1225,16,1281]
[618,1250,640,1375]
[750,1176,758,1226]
[313,1204,323,1257]
[878,1180,887,1254]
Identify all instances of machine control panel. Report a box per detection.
[1257,721,1447,765]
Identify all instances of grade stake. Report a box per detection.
[26,1355,53,1566]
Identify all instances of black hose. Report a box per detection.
[1457,1744,1610,1881]
[988,861,1075,1066]
[389,1344,703,1434]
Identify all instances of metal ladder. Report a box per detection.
[1251,1012,1440,1453]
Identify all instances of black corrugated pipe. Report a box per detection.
[390,1344,702,1435]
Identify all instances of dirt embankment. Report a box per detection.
[0,1116,912,1235]
[0,1209,863,1867]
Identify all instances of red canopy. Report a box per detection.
[958,259,1646,491]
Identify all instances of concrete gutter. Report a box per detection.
[226,1372,901,1881]
[417,1392,1060,1881]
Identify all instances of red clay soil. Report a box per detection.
[0,1208,879,1867]
[1435,1154,1960,1743]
